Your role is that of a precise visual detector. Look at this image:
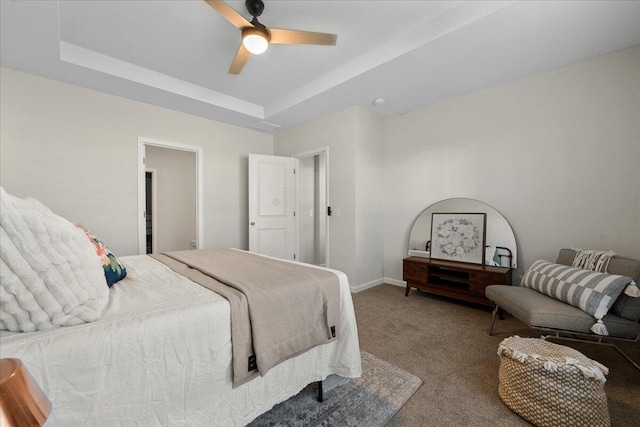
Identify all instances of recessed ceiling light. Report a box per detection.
[373,97,386,106]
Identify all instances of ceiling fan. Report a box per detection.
[205,0,337,74]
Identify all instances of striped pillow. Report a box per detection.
[521,260,633,335]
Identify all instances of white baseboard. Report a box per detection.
[384,278,406,288]
[350,278,384,293]
[350,277,407,293]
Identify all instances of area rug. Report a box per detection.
[248,351,423,426]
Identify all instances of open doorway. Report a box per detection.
[294,147,328,267]
[137,137,203,255]
[145,169,157,254]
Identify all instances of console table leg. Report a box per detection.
[404,285,410,296]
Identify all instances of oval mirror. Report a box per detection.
[408,198,517,268]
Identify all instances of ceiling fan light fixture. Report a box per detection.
[242,26,270,55]
[206,0,337,74]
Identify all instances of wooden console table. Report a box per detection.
[403,257,512,307]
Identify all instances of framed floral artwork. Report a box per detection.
[430,213,486,265]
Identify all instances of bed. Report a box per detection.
[0,188,362,426]
[0,252,362,425]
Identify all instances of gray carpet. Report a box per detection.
[354,285,640,427]
[249,351,423,426]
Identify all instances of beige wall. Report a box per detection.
[274,106,386,288]
[0,67,273,256]
[276,46,639,288]
[274,107,358,284]
[383,45,640,283]
[354,108,385,288]
[2,44,638,288]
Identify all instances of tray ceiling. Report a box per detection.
[2,1,639,133]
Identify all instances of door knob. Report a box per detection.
[250,222,255,226]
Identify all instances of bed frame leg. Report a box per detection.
[317,381,324,402]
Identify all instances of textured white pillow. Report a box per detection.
[0,187,109,332]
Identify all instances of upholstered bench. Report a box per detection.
[486,249,640,369]
[498,336,610,427]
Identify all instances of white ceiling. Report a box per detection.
[2,0,640,133]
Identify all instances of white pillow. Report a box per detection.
[0,187,109,332]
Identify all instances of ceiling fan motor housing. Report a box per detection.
[245,0,264,18]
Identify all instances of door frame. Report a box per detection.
[137,137,203,255]
[292,146,329,267]
[145,168,158,254]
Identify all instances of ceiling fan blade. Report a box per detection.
[205,0,251,29]
[269,28,337,46]
[228,44,251,74]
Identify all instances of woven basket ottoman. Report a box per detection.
[497,336,610,427]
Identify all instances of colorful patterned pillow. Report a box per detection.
[75,225,127,287]
[521,260,632,335]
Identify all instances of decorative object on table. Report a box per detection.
[0,358,52,427]
[430,212,486,265]
[497,336,610,427]
[408,249,430,258]
[248,351,422,427]
[408,198,517,268]
[485,245,499,266]
[405,200,516,306]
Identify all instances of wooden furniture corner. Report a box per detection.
[403,256,512,307]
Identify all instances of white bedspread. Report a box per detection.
[0,255,362,426]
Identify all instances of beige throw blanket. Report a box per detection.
[151,249,340,387]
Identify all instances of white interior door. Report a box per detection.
[249,154,299,260]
